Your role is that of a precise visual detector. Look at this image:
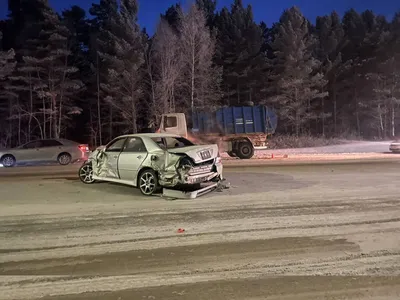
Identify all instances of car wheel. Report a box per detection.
[78,163,95,184]
[58,153,72,165]
[138,169,160,196]
[1,155,16,167]
[235,141,254,159]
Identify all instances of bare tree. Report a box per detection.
[178,4,222,114]
[152,18,182,119]
[366,57,400,138]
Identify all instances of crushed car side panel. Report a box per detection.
[146,150,183,187]
[87,148,119,178]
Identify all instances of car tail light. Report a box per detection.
[79,144,89,152]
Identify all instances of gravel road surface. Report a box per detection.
[1,159,400,300]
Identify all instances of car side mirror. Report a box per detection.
[151,155,158,161]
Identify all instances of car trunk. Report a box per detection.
[167,144,219,164]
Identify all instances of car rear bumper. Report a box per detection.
[183,160,223,184]
[183,171,220,184]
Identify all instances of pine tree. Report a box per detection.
[338,9,388,137]
[140,28,157,130]
[270,7,328,136]
[364,13,399,138]
[6,0,50,51]
[89,0,119,143]
[195,0,217,29]
[315,11,345,135]
[160,4,182,33]
[100,0,145,134]
[16,5,84,139]
[214,0,266,105]
[0,32,17,147]
[0,33,15,82]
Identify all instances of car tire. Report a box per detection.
[235,141,254,159]
[78,162,95,184]
[138,169,160,196]
[58,153,72,165]
[227,151,236,158]
[1,154,16,167]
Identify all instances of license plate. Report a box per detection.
[190,175,209,184]
[199,150,211,160]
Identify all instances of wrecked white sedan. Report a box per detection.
[78,133,223,196]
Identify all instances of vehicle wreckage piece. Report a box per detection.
[162,179,230,199]
[149,150,222,188]
[152,151,227,199]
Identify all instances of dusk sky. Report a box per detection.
[0,0,398,34]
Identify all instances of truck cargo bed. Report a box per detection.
[192,106,277,136]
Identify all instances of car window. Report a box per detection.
[123,137,146,152]
[22,141,42,149]
[164,137,193,149]
[151,137,166,149]
[41,140,63,147]
[106,138,126,152]
[164,116,177,128]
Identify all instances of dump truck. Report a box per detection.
[158,105,278,159]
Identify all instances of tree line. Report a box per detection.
[0,0,399,148]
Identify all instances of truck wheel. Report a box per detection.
[236,141,254,159]
[227,151,236,158]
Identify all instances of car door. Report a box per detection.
[101,137,127,179]
[118,137,148,181]
[15,140,44,163]
[39,139,64,161]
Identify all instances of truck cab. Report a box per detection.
[158,113,188,138]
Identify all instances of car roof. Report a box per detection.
[117,133,182,139]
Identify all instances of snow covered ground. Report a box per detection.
[263,140,392,155]
[2,161,400,299]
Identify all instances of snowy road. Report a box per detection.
[1,160,400,299]
[262,140,392,154]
